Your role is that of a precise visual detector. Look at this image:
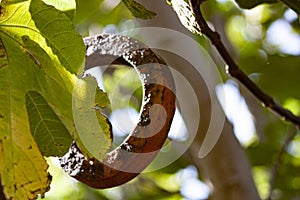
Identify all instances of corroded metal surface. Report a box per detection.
[60,34,176,189]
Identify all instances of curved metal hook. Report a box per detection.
[60,34,176,189]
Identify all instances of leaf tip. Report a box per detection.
[122,0,157,20]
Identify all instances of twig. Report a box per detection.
[189,0,300,128]
[267,127,297,200]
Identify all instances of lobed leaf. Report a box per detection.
[0,0,111,199]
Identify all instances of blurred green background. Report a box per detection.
[39,0,300,199]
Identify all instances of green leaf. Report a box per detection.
[26,91,72,157]
[121,0,156,20]
[0,0,110,198]
[0,37,7,69]
[42,0,76,11]
[169,0,202,35]
[72,75,112,160]
[0,2,53,198]
[234,0,277,9]
[42,0,77,20]
[29,0,85,74]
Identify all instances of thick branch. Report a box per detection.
[189,0,300,128]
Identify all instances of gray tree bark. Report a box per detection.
[136,0,260,199]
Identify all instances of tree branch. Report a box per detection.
[189,0,300,128]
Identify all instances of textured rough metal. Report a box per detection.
[60,34,176,189]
